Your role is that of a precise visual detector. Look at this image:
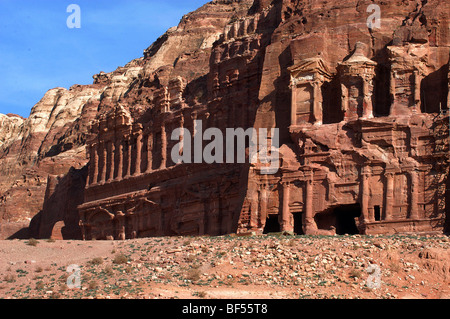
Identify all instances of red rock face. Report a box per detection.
[1,0,449,239]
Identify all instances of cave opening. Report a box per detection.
[263,214,280,234]
[334,204,362,235]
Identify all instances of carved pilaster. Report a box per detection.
[146,133,153,173]
[115,211,126,240]
[384,172,395,221]
[116,140,123,180]
[390,70,396,111]
[260,183,268,225]
[304,172,317,234]
[312,81,323,125]
[281,182,292,232]
[160,124,167,170]
[126,138,132,177]
[90,144,99,185]
[413,70,422,113]
[135,132,143,176]
[361,166,371,223]
[410,169,420,220]
[100,142,107,183]
[362,78,374,119]
[108,141,115,182]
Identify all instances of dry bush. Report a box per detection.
[3,274,16,283]
[35,281,45,290]
[113,253,128,265]
[104,266,114,276]
[26,238,39,247]
[88,280,99,290]
[197,291,207,298]
[349,269,362,279]
[186,268,201,282]
[89,257,104,266]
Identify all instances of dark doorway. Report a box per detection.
[334,204,362,235]
[263,214,280,234]
[293,212,304,235]
[420,65,448,114]
[374,206,381,221]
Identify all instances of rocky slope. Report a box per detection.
[1,0,449,239]
[0,234,448,299]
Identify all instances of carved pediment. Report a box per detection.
[338,42,377,76]
[289,57,333,85]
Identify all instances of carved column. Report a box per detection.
[241,18,249,37]
[260,184,268,226]
[108,141,115,182]
[362,78,374,119]
[413,70,422,113]
[361,166,371,223]
[304,173,317,233]
[160,124,167,170]
[224,25,231,41]
[390,71,396,115]
[115,140,123,180]
[281,182,292,232]
[135,132,143,176]
[341,84,349,115]
[90,144,99,185]
[146,133,153,173]
[385,172,395,221]
[290,82,297,126]
[312,81,323,125]
[100,142,107,183]
[115,211,126,240]
[126,138,132,177]
[249,188,259,231]
[232,22,239,39]
[410,169,420,220]
[178,116,185,163]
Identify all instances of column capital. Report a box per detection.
[361,167,372,176]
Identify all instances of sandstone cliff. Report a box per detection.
[0,0,256,239]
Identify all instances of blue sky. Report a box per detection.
[0,0,209,118]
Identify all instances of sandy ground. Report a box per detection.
[0,234,449,299]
